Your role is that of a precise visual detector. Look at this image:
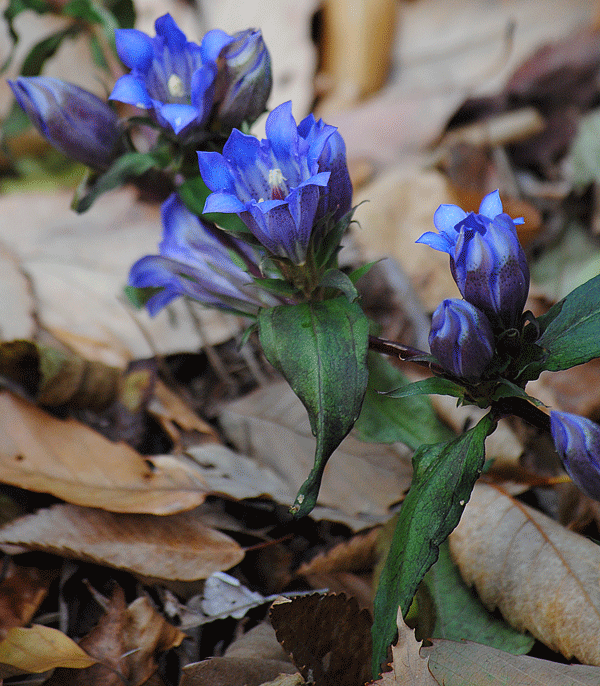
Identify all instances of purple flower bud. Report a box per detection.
[213,28,272,130]
[550,410,600,501]
[8,77,123,170]
[417,190,530,330]
[197,101,351,265]
[429,299,495,380]
[129,194,280,315]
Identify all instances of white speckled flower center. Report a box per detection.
[268,168,286,200]
[168,74,185,99]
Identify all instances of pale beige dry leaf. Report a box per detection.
[259,675,304,686]
[0,503,244,581]
[422,638,600,686]
[0,390,209,514]
[219,381,413,527]
[180,657,298,686]
[0,625,96,675]
[368,609,438,685]
[224,623,292,663]
[449,482,600,664]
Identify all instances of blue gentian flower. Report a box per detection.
[8,77,123,170]
[213,28,272,130]
[129,194,277,315]
[429,299,495,380]
[109,14,236,140]
[197,101,352,265]
[550,410,600,501]
[417,190,530,330]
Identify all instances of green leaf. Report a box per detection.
[251,278,299,297]
[348,260,378,285]
[371,413,496,677]
[124,285,163,309]
[20,26,77,76]
[384,376,467,401]
[258,297,369,517]
[532,273,600,374]
[71,151,159,213]
[319,268,359,301]
[1,0,51,73]
[422,541,534,653]
[353,354,454,449]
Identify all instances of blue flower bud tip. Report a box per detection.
[429,298,495,380]
[9,77,122,170]
[551,410,600,501]
[417,190,530,330]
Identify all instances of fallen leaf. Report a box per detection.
[0,390,208,514]
[0,558,59,635]
[422,638,600,686]
[0,625,96,675]
[45,586,185,686]
[297,528,379,576]
[449,482,600,664]
[0,503,244,581]
[224,622,292,663]
[181,657,298,686]
[270,593,372,686]
[367,609,438,685]
[219,381,413,527]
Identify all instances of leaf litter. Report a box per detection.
[4,1,600,685]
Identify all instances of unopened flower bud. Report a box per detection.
[214,28,272,130]
[429,299,495,380]
[417,190,530,330]
[550,410,600,501]
[9,77,123,170]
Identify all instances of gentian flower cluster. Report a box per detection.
[8,77,123,170]
[129,194,281,315]
[197,101,352,265]
[418,190,530,380]
[109,14,271,141]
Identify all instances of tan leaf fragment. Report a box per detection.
[0,625,96,674]
[180,657,298,686]
[297,527,380,576]
[0,390,208,514]
[0,503,244,581]
[449,482,600,665]
[367,609,438,685]
[422,638,600,686]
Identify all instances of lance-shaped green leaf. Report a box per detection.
[528,274,600,376]
[371,413,496,677]
[258,297,369,517]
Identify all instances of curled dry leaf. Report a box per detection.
[422,638,600,686]
[0,390,208,514]
[0,503,244,581]
[0,625,96,676]
[449,482,600,664]
[367,609,438,685]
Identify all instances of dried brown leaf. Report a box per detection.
[367,609,438,685]
[0,625,96,675]
[0,504,244,581]
[422,638,600,686]
[297,527,380,576]
[224,623,292,663]
[270,593,372,686]
[219,381,413,527]
[180,657,298,686]
[0,558,59,634]
[0,390,208,514]
[449,482,600,664]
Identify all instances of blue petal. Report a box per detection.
[190,62,218,117]
[197,151,237,195]
[203,191,246,214]
[115,29,153,72]
[200,28,235,62]
[265,101,298,166]
[433,204,467,233]
[416,231,454,254]
[154,14,186,51]
[478,189,503,218]
[109,74,152,108]
[155,102,199,134]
